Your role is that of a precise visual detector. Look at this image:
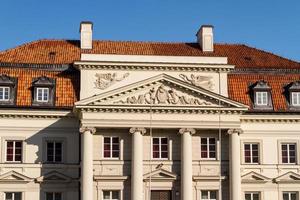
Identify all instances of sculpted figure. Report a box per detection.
[95,72,129,89]
[179,74,214,90]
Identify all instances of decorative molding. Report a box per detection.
[0,170,33,183]
[79,127,96,134]
[241,118,300,123]
[0,109,74,119]
[178,128,196,135]
[274,171,300,183]
[129,127,147,135]
[113,84,212,106]
[179,74,214,90]
[143,168,177,181]
[227,128,243,135]
[94,72,129,89]
[35,170,75,183]
[241,171,271,183]
[75,64,233,72]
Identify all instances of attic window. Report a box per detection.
[32,76,55,106]
[0,74,17,106]
[285,81,300,110]
[249,80,273,110]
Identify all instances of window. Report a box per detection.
[103,137,119,158]
[250,80,273,110]
[244,143,259,164]
[32,76,55,106]
[5,192,22,200]
[201,190,217,200]
[46,141,62,163]
[37,87,49,102]
[46,192,62,200]
[103,191,119,200]
[152,137,168,159]
[0,87,10,101]
[256,92,268,106]
[0,75,17,105]
[6,141,22,162]
[245,192,260,200]
[201,138,216,159]
[291,92,300,106]
[283,192,297,200]
[282,143,296,164]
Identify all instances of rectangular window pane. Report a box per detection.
[256,92,268,105]
[201,138,216,159]
[103,137,119,159]
[5,192,22,200]
[0,87,10,101]
[244,143,259,164]
[152,137,168,159]
[6,141,22,162]
[282,143,297,164]
[201,190,217,200]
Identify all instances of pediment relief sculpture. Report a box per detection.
[95,72,129,89]
[113,83,213,106]
[179,74,214,90]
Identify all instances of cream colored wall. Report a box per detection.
[240,116,300,200]
[93,128,229,200]
[0,116,80,200]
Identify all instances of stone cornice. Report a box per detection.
[78,106,245,115]
[241,115,300,123]
[74,62,234,72]
[0,109,74,119]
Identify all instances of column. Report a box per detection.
[179,128,196,200]
[228,128,243,200]
[80,127,96,200]
[129,127,146,200]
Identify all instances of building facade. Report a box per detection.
[0,22,299,200]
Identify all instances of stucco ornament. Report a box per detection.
[179,74,214,90]
[114,84,212,105]
[94,72,129,89]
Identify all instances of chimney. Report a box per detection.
[196,25,214,52]
[80,21,93,49]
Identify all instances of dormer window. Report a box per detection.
[285,81,300,109]
[249,80,273,110]
[37,87,49,102]
[0,75,17,106]
[32,76,55,106]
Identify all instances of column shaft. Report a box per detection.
[179,128,195,200]
[80,127,95,200]
[229,129,241,200]
[130,128,146,200]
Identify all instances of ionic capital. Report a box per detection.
[178,128,196,135]
[129,127,147,135]
[79,127,96,134]
[227,128,243,135]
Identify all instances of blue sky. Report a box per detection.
[1,0,299,61]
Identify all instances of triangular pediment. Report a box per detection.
[274,171,300,183]
[241,171,270,183]
[36,171,73,183]
[144,168,177,181]
[76,74,248,111]
[0,171,32,183]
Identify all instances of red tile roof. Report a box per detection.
[0,40,299,68]
[0,39,299,111]
[228,73,300,111]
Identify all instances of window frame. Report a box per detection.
[46,140,63,163]
[200,190,218,200]
[255,91,268,106]
[45,192,62,200]
[5,140,23,163]
[200,137,217,160]
[151,137,169,160]
[103,136,120,159]
[4,192,22,200]
[281,143,297,164]
[0,86,10,101]
[291,92,300,106]
[102,190,120,200]
[245,192,261,200]
[243,143,260,164]
[250,80,273,110]
[241,140,263,165]
[43,137,66,164]
[32,76,55,106]
[36,87,50,102]
[0,74,17,106]
[278,140,299,165]
[282,191,298,200]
